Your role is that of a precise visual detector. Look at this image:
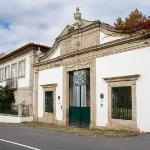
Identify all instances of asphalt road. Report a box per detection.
[0,125,150,150]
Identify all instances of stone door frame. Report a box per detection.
[62,59,96,128]
[40,84,57,123]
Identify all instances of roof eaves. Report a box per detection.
[0,43,50,62]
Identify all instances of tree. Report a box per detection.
[114,9,150,33]
[0,86,15,113]
[114,17,125,29]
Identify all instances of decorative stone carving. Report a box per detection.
[74,7,82,29]
[74,7,81,22]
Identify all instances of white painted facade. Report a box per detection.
[0,114,33,123]
[50,47,61,59]
[0,53,31,88]
[96,47,150,132]
[100,32,122,44]
[35,20,150,132]
[38,66,63,121]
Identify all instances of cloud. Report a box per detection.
[0,0,149,53]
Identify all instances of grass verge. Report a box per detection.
[0,122,140,138]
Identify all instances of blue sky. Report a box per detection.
[0,0,149,53]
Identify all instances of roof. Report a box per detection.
[0,43,50,63]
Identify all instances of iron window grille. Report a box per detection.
[111,86,132,120]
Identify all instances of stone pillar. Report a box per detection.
[18,104,23,117]
[90,58,96,128]
[29,104,33,116]
[62,66,69,126]
[33,68,39,121]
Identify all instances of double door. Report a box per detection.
[69,69,90,127]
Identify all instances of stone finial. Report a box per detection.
[74,7,81,22]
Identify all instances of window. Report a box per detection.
[69,69,90,107]
[0,69,2,82]
[45,91,54,113]
[111,86,132,120]
[18,60,25,77]
[5,66,10,80]
[1,68,4,81]
[104,75,140,129]
[11,63,17,78]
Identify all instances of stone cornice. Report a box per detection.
[57,21,100,41]
[34,32,150,67]
[103,74,141,83]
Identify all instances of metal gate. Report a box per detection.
[69,69,90,127]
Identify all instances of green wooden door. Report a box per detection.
[69,69,90,127]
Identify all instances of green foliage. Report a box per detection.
[0,86,15,113]
[114,9,150,33]
[125,9,146,27]
[114,17,125,29]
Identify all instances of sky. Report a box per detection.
[0,0,149,53]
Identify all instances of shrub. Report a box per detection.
[0,86,15,114]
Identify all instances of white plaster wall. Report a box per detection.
[38,66,63,121]
[18,54,31,88]
[96,46,150,132]
[0,115,33,123]
[50,47,60,59]
[100,32,122,44]
[0,54,31,88]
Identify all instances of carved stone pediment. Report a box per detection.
[73,19,97,29]
[58,25,74,38]
[38,7,126,62]
[58,7,98,40]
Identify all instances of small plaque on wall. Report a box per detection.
[100,93,104,99]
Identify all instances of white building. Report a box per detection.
[1,8,150,132]
[0,43,50,114]
[33,8,150,132]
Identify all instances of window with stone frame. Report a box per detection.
[5,66,10,80]
[1,68,4,81]
[18,60,25,77]
[104,75,140,129]
[11,63,17,79]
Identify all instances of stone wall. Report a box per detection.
[60,27,100,55]
[14,88,32,104]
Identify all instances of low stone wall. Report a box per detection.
[0,114,33,123]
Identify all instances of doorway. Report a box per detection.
[69,69,90,127]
